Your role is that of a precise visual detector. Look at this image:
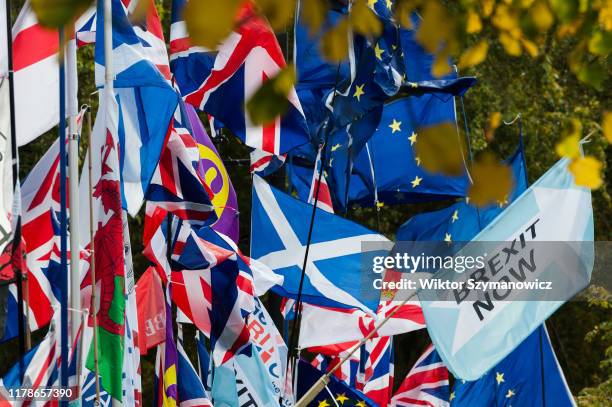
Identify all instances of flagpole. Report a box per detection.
[58,26,70,406]
[67,22,81,343]
[3,0,27,373]
[86,107,101,404]
[294,290,418,407]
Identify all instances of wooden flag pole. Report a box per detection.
[294,291,418,407]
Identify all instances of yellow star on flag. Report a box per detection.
[367,0,377,8]
[335,393,349,405]
[389,119,401,133]
[497,196,509,207]
[505,389,515,398]
[356,401,367,407]
[353,84,365,101]
[386,0,393,9]
[318,400,330,407]
[451,209,459,223]
[411,175,422,187]
[496,372,505,385]
[449,391,455,401]
[415,156,421,166]
[408,131,417,145]
[374,43,384,60]
[444,233,452,242]
[331,143,342,152]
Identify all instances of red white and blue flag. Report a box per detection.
[391,345,450,407]
[170,0,310,157]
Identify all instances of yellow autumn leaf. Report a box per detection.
[481,0,495,17]
[128,0,150,24]
[468,153,514,207]
[256,0,296,31]
[555,135,581,159]
[499,32,522,56]
[301,0,328,34]
[569,156,603,189]
[394,0,416,29]
[600,0,612,31]
[602,111,612,143]
[184,0,243,50]
[530,0,554,31]
[31,0,92,28]
[484,111,501,141]
[416,1,452,53]
[457,41,489,69]
[321,18,350,62]
[432,51,452,77]
[414,122,467,176]
[521,37,539,57]
[350,0,383,37]
[466,10,482,34]
[492,4,519,32]
[246,65,296,126]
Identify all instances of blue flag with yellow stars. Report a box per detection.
[296,359,376,407]
[396,144,528,243]
[451,325,574,406]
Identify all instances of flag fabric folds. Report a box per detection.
[419,158,594,380]
[146,114,217,227]
[452,325,575,406]
[94,0,178,215]
[391,344,450,407]
[170,0,309,157]
[177,339,213,407]
[251,175,390,312]
[184,103,239,243]
[84,90,126,403]
[135,266,166,354]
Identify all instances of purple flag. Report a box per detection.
[185,104,239,243]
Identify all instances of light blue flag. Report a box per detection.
[211,345,279,407]
[419,158,594,380]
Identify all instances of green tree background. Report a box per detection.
[1,0,610,404]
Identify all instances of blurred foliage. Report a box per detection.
[2,0,611,405]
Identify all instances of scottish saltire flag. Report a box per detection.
[397,146,528,243]
[177,339,213,407]
[170,0,309,156]
[297,359,376,407]
[0,318,59,403]
[452,325,574,406]
[81,371,111,407]
[84,91,126,403]
[94,0,178,215]
[251,175,390,312]
[146,116,217,227]
[420,158,594,380]
[211,344,280,407]
[185,103,239,242]
[391,345,450,407]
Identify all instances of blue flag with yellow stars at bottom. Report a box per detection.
[451,325,575,406]
[396,143,528,243]
[296,359,376,407]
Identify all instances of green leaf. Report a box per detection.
[31,0,93,29]
[246,65,297,126]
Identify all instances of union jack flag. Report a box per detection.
[146,116,217,228]
[391,345,450,407]
[170,0,310,157]
[359,337,394,407]
[308,145,334,213]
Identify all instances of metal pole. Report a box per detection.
[66,23,80,342]
[58,26,69,406]
[3,0,26,369]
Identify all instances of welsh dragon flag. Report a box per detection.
[85,89,126,403]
